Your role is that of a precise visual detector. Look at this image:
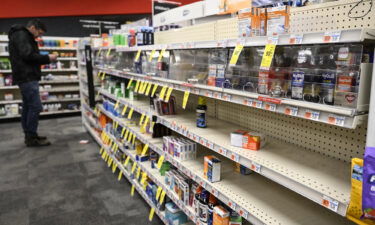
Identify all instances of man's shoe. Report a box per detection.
[25,137,51,147]
[37,136,47,140]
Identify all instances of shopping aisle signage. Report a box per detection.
[229,44,244,65]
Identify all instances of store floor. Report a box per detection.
[0,116,163,225]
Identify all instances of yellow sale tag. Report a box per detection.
[157,155,165,169]
[149,208,155,221]
[145,83,152,96]
[151,84,158,97]
[139,113,145,125]
[109,139,113,147]
[132,135,136,145]
[97,48,102,57]
[121,105,128,116]
[142,82,149,94]
[158,48,166,62]
[106,48,111,57]
[118,171,123,181]
[108,158,113,167]
[101,72,106,80]
[101,151,106,159]
[156,187,163,200]
[134,80,140,93]
[131,185,135,196]
[229,44,244,65]
[182,91,190,109]
[131,163,137,174]
[124,129,130,140]
[128,132,133,143]
[127,78,134,89]
[260,44,276,69]
[124,156,130,166]
[159,191,166,204]
[137,81,144,94]
[111,143,116,151]
[136,167,141,179]
[149,50,156,62]
[114,100,120,110]
[99,147,104,155]
[121,127,126,137]
[127,108,134,119]
[112,164,117,173]
[97,71,102,77]
[164,87,173,102]
[135,49,141,61]
[142,116,149,129]
[159,86,167,100]
[141,144,149,156]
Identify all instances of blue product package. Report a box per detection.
[291,71,304,100]
[362,147,375,220]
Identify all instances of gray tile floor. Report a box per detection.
[0,116,163,225]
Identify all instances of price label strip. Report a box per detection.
[284,106,298,116]
[323,31,341,43]
[289,34,304,44]
[322,195,339,212]
[304,110,320,121]
[328,115,345,126]
[260,44,276,70]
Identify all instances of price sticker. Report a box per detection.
[112,163,117,173]
[128,132,133,143]
[228,201,237,210]
[99,147,104,155]
[134,49,141,61]
[182,91,190,109]
[114,100,120,110]
[231,153,240,162]
[106,48,111,57]
[250,162,262,173]
[141,144,149,156]
[139,113,145,126]
[121,105,128,116]
[149,49,156,62]
[124,129,130,140]
[217,39,228,48]
[132,135,136,145]
[284,106,298,116]
[193,88,200,95]
[96,48,102,57]
[157,155,165,169]
[124,156,130,166]
[97,71,102,78]
[101,72,106,80]
[289,34,304,44]
[107,158,113,167]
[151,84,159,97]
[131,163,137,174]
[223,93,232,101]
[131,185,135,196]
[142,116,150,130]
[252,100,263,109]
[149,208,155,221]
[265,103,277,112]
[199,138,207,146]
[158,48,166,62]
[164,87,173,102]
[155,186,163,201]
[127,108,134,119]
[322,195,339,212]
[118,171,123,181]
[188,132,193,139]
[136,167,141,179]
[145,83,152,96]
[229,44,244,65]
[243,98,253,106]
[328,115,345,127]
[134,80,140,93]
[159,190,166,204]
[260,44,276,70]
[127,78,134,89]
[213,92,222,99]
[138,81,145,94]
[159,86,167,100]
[211,188,219,197]
[304,110,320,121]
[323,31,341,43]
[239,209,249,219]
[218,148,228,156]
[205,91,213,98]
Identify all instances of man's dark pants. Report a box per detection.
[18,81,42,138]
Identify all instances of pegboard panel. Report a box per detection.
[215,17,239,40]
[290,0,375,33]
[155,21,216,44]
[215,100,367,162]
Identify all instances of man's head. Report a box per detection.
[26,19,47,38]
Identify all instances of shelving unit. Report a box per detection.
[0,35,81,120]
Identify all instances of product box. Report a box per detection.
[230,130,266,151]
[259,8,267,36]
[238,8,252,38]
[213,206,230,225]
[229,211,242,225]
[204,156,221,183]
[266,6,290,36]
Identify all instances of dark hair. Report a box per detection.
[26,19,47,32]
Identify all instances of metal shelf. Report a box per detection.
[0,109,80,120]
[39,47,77,50]
[0,85,17,90]
[57,57,78,61]
[40,87,80,92]
[42,68,78,72]
[96,104,354,225]
[40,80,79,84]
[0,53,9,57]
[99,89,352,217]
[0,70,11,73]
[97,67,365,129]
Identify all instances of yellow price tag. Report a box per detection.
[156,187,163,200]
[159,86,167,100]
[132,135,136,145]
[141,144,149,156]
[142,116,149,130]
[109,139,113,147]
[118,171,123,181]
[124,129,130,140]
[108,158,113,167]
[149,50,156,62]
[182,91,190,109]
[229,44,244,65]
[111,143,116,151]
[127,78,133,89]
[134,80,140,93]
[121,105,128,116]
[151,84,158,97]
[106,48,111,57]
[127,108,134,119]
[99,147,104,155]
[131,185,135,196]
[137,81,144,94]
[139,113,145,125]
[101,151,106,159]
[97,71,102,77]
[131,163,137,174]
[128,132,133,143]
[158,48,166,62]
[164,87,173,102]
[145,83,152,96]
[260,44,276,69]
[149,208,155,221]
[136,167,141,179]
[134,49,141,61]
[124,156,130,166]
[101,72,106,80]
[159,191,166,204]
[112,163,117,173]
[141,82,148,94]
[121,127,126,137]
[114,100,120,110]
[157,155,165,169]
[97,48,102,57]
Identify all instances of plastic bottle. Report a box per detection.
[207,194,217,225]
[196,96,207,128]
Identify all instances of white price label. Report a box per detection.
[199,138,207,146]
[238,209,249,219]
[250,162,261,173]
[223,93,232,101]
[243,98,253,106]
[228,201,237,210]
[265,103,277,112]
[212,188,219,197]
[252,100,263,109]
[324,31,341,43]
[193,134,200,142]
[205,91,213,98]
[230,153,240,162]
[217,39,228,48]
[218,148,228,156]
[322,195,339,212]
[193,89,200,95]
[186,42,195,49]
[206,141,214,149]
[289,34,304,44]
[284,106,298,116]
[200,181,207,188]
[213,92,222,99]
[188,132,193,139]
[328,115,345,127]
[305,110,320,121]
[267,35,279,44]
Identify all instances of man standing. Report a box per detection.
[8,19,57,147]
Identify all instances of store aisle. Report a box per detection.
[0,116,163,225]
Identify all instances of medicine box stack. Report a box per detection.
[230,130,266,151]
[165,169,192,206]
[204,156,221,183]
[163,136,197,161]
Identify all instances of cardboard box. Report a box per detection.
[213,206,230,225]
[204,156,221,183]
[231,130,266,151]
[266,6,290,35]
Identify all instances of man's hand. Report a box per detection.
[48,54,58,62]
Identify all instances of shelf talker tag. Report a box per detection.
[134,49,141,61]
[164,87,173,102]
[159,190,166,204]
[149,208,155,221]
[141,144,149,156]
[151,84,159,97]
[158,48,166,62]
[145,83,152,96]
[260,44,276,70]
[124,156,130,166]
[127,108,134,119]
[229,44,244,65]
[118,171,123,181]
[149,49,156,62]
[134,80,140,93]
[131,185,135,196]
[159,86,167,100]
[127,78,134,89]
[182,91,190,109]
[157,155,165,169]
[121,105,128,116]
[139,113,145,126]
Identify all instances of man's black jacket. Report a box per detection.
[8,25,50,84]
